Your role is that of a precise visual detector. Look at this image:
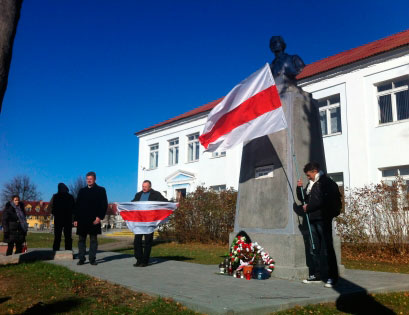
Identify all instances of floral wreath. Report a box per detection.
[229,235,275,273]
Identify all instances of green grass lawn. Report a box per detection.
[342,258,409,274]
[0,261,199,315]
[26,232,117,248]
[117,242,229,265]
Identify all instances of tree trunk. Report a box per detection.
[0,0,23,113]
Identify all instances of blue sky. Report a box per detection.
[1,0,409,202]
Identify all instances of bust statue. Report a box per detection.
[270,36,305,84]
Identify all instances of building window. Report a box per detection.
[317,94,341,136]
[168,138,179,166]
[377,77,409,124]
[212,151,226,158]
[149,143,159,169]
[187,133,200,162]
[381,166,409,191]
[210,185,226,191]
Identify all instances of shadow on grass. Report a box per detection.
[333,278,395,314]
[0,297,11,304]
[21,297,82,314]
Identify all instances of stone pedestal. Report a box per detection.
[232,83,344,280]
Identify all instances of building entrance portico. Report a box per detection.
[165,170,196,201]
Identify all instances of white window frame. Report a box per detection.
[149,143,159,169]
[168,138,179,166]
[211,151,226,158]
[317,94,342,136]
[381,166,409,184]
[381,166,409,209]
[187,133,200,162]
[210,185,226,192]
[376,77,409,125]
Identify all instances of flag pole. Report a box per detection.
[291,147,315,250]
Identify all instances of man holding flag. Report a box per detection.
[118,180,171,267]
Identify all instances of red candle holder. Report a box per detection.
[243,265,253,280]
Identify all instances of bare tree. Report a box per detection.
[0,0,23,113]
[68,176,86,200]
[1,175,41,205]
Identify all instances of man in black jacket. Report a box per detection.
[50,183,75,251]
[74,171,108,266]
[296,162,341,288]
[131,180,167,267]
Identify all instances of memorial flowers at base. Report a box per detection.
[229,235,275,274]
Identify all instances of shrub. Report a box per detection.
[159,186,237,244]
[336,177,409,255]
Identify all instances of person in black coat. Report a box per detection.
[50,183,75,251]
[131,180,167,267]
[2,195,28,255]
[296,162,340,288]
[73,172,108,265]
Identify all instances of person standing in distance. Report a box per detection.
[131,180,167,267]
[49,183,75,251]
[2,195,28,255]
[74,171,108,266]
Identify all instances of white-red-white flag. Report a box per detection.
[199,63,286,152]
[116,201,177,234]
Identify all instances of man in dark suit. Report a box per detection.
[74,171,108,266]
[132,180,167,267]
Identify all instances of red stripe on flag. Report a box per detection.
[199,85,281,149]
[120,209,174,222]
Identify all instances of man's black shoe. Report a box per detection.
[140,263,148,267]
[90,261,98,266]
[133,262,142,267]
[77,260,85,265]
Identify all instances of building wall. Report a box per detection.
[137,50,409,193]
[301,50,409,188]
[137,116,242,200]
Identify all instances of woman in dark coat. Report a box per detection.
[2,195,28,255]
[50,183,75,251]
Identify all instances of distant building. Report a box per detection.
[24,201,52,230]
[23,201,123,231]
[101,203,126,229]
[135,30,409,196]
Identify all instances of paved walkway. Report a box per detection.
[50,251,409,314]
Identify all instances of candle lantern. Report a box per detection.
[252,257,269,280]
[219,262,225,274]
[243,265,253,280]
[224,257,230,271]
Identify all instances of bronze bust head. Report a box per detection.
[269,36,305,83]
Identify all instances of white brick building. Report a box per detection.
[135,30,409,199]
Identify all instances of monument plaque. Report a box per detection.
[232,36,343,280]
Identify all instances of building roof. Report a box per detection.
[297,29,409,80]
[24,201,51,216]
[135,97,223,136]
[21,201,118,216]
[135,29,409,135]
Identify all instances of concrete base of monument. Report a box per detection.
[229,231,345,281]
